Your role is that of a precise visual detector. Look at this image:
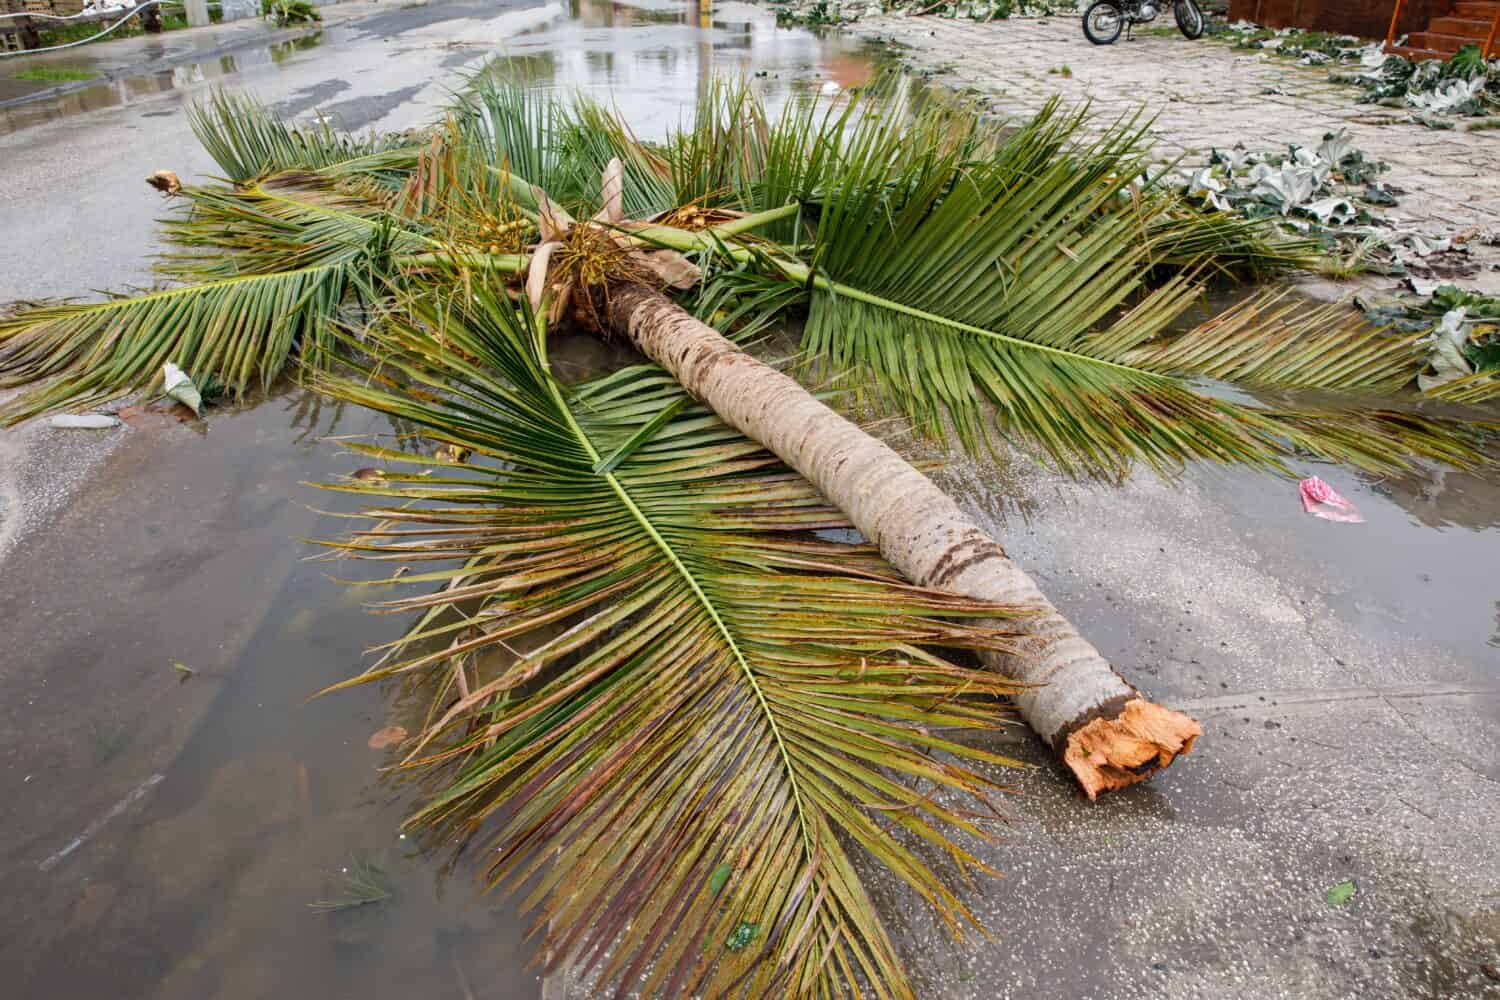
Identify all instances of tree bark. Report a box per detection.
[603,282,1200,798]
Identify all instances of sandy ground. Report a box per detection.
[0,3,1497,998]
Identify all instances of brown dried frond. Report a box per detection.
[146,170,182,196]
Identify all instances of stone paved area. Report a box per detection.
[853,16,1500,290]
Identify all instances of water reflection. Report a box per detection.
[1366,463,1500,533]
[1,0,874,139]
[0,33,323,136]
[439,0,873,136]
[0,384,547,999]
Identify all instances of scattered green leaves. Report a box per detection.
[1325,879,1356,907]
[726,921,761,952]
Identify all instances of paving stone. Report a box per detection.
[848,15,1500,279]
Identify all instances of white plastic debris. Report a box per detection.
[1303,196,1356,225]
[1357,43,1389,70]
[1407,75,1487,114]
[48,414,120,429]
[163,362,203,416]
[1315,129,1354,168]
[1187,167,1230,212]
[1249,162,1318,215]
[1417,307,1473,391]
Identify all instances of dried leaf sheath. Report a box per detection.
[313,282,1029,997]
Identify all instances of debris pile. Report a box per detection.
[1163,128,1488,283]
[1359,284,1500,391]
[769,0,1074,28]
[1218,24,1498,124]
[1186,129,1388,224]
[1217,22,1375,65]
[1332,44,1500,122]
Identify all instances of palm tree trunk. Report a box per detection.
[603,282,1201,798]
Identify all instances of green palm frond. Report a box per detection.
[188,90,421,185]
[0,250,379,424]
[159,179,431,280]
[665,77,772,208]
[450,76,586,210]
[1146,203,1320,275]
[796,262,1489,476]
[312,281,1025,997]
[559,96,678,219]
[558,80,787,220]
[748,78,984,215]
[659,89,1484,476]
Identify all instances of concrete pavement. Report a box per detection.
[0,3,1496,997]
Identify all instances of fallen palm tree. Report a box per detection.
[2,75,1496,995]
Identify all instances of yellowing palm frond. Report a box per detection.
[189,89,420,185]
[313,282,1026,997]
[0,263,356,424]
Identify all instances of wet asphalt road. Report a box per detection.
[1,3,1499,997]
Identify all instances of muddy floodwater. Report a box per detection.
[1,1,1499,998]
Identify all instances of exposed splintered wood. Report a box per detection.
[1063,698,1201,800]
[603,281,1202,796]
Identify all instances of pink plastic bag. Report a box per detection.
[1299,476,1363,523]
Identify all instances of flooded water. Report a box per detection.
[0,35,326,135]
[0,0,872,137]
[0,0,875,301]
[0,390,558,998]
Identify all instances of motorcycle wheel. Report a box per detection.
[1174,0,1205,38]
[1082,0,1124,44]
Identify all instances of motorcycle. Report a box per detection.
[1082,0,1204,44]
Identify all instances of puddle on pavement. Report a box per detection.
[0,33,326,136]
[0,0,876,137]
[0,386,540,997]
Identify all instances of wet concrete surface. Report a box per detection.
[1,2,1498,998]
[0,1,378,118]
[861,443,1500,999]
[0,391,540,999]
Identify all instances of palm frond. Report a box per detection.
[1425,365,1500,405]
[558,96,678,219]
[312,280,1026,997]
[665,77,772,209]
[674,89,1487,475]
[449,76,586,210]
[159,179,431,281]
[797,268,1489,476]
[188,90,421,184]
[1146,202,1321,276]
[0,256,373,424]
